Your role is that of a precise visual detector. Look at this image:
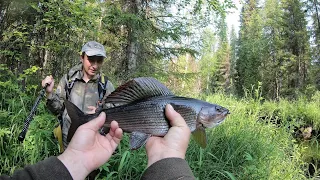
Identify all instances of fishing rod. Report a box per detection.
[18,83,49,142]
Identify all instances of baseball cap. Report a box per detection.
[81,41,106,58]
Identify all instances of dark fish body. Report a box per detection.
[104,96,219,135]
[65,77,229,149]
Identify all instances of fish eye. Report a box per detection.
[215,106,221,112]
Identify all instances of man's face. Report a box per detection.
[81,54,104,78]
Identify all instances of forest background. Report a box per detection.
[0,0,320,179]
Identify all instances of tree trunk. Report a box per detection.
[127,40,137,72]
[0,0,11,37]
[122,0,140,77]
[314,0,320,32]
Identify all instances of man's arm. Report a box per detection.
[0,157,72,180]
[45,75,67,115]
[141,158,195,180]
[103,80,115,108]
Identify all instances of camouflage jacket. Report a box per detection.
[46,64,114,148]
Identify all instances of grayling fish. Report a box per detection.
[65,77,230,149]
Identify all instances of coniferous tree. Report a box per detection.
[308,0,320,90]
[199,29,217,94]
[199,12,231,94]
[280,0,311,98]
[229,25,237,94]
[235,0,263,97]
[214,13,231,93]
[260,0,283,100]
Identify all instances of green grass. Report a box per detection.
[0,70,59,175]
[0,96,58,174]
[185,94,306,179]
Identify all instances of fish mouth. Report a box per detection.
[216,117,225,124]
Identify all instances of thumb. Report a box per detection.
[82,112,106,131]
[87,106,96,109]
[165,104,188,128]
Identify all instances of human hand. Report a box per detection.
[42,75,54,93]
[87,106,97,114]
[58,112,123,180]
[145,104,191,167]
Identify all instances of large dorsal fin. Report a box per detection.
[106,77,173,105]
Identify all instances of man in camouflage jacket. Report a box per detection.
[42,41,114,149]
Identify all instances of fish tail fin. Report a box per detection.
[64,100,87,142]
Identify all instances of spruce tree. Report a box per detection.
[260,0,283,100]
[235,0,263,97]
[280,0,311,98]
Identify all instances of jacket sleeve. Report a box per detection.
[141,158,195,180]
[103,80,115,109]
[46,75,67,115]
[0,157,72,180]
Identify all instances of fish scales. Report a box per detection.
[103,96,199,136]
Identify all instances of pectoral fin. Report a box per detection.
[192,126,207,148]
[130,131,151,150]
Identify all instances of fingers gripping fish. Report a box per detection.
[65,77,230,150]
